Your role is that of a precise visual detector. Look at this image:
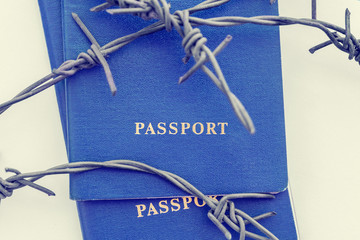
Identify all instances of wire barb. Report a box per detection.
[72,12,117,95]
[312,0,317,19]
[0,160,278,240]
[0,168,55,200]
[1,0,359,133]
[90,0,257,133]
[307,9,360,63]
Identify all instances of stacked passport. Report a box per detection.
[38,0,298,239]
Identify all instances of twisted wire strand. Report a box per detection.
[99,1,360,62]
[0,159,278,240]
[312,0,317,19]
[1,0,358,132]
[0,1,230,117]
[90,0,277,13]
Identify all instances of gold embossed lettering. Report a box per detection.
[157,122,166,135]
[135,204,146,218]
[194,197,206,207]
[135,122,145,135]
[169,122,178,135]
[206,122,217,135]
[147,202,159,216]
[192,122,204,135]
[218,122,228,135]
[145,123,156,135]
[209,195,219,201]
[159,200,169,214]
[170,198,181,212]
[181,122,190,135]
[182,196,193,210]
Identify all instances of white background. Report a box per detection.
[0,0,359,239]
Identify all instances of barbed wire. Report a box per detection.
[0,159,278,240]
[0,0,359,133]
[1,1,353,239]
[312,0,317,19]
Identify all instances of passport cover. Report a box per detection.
[76,191,297,240]
[38,0,67,140]
[38,0,297,239]
[60,0,288,200]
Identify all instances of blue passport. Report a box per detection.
[38,0,67,140]
[38,0,297,239]
[59,0,288,200]
[76,191,298,240]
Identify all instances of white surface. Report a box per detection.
[0,0,360,239]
